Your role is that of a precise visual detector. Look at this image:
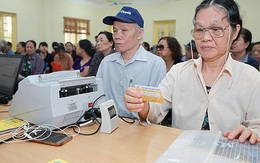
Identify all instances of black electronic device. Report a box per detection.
[0,54,23,104]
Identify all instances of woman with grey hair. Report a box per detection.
[125,0,260,144]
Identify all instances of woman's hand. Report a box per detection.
[124,87,149,119]
[223,125,260,144]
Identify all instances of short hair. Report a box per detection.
[55,45,66,53]
[249,41,260,53]
[65,42,73,47]
[39,42,48,48]
[97,31,115,49]
[142,42,150,51]
[7,41,12,47]
[158,37,182,61]
[52,42,59,49]
[18,41,26,48]
[26,40,37,48]
[252,41,260,47]
[193,0,242,41]
[239,28,252,52]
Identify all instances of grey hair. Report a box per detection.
[0,38,7,54]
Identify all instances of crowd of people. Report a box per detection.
[1,0,260,144]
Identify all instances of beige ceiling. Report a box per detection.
[67,0,176,8]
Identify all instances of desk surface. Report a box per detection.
[0,104,182,163]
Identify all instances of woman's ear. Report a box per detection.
[232,24,241,41]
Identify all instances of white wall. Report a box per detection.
[0,0,259,50]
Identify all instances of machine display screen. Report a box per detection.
[108,105,116,119]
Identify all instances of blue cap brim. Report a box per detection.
[103,16,136,25]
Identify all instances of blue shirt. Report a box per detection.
[97,46,166,119]
[7,50,14,55]
[240,53,259,70]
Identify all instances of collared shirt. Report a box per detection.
[97,46,166,119]
[147,54,260,135]
[240,53,259,70]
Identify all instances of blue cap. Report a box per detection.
[103,6,144,28]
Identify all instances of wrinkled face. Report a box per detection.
[39,45,48,53]
[251,44,260,60]
[113,21,143,53]
[230,35,249,55]
[65,43,73,53]
[156,39,172,61]
[193,6,239,61]
[26,42,36,56]
[16,43,25,54]
[96,34,113,53]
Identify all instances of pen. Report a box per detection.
[129,78,133,87]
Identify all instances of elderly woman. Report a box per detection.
[20,40,44,78]
[87,31,115,76]
[156,36,183,72]
[124,0,260,144]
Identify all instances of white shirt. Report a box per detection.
[147,55,260,135]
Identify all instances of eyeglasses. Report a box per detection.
[191,25,230,40]
[156,44,168,50]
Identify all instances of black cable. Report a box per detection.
[119,116,136,124]
[72,94,105,136]
[0,137,14,144]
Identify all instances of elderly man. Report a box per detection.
[96,6,166,119]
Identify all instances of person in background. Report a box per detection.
[52,45,73,71]
[51,42,59,55]
[87,31,115,76]
[142,42,150,51]
[72,39,95,77]
[94,35,99,51]
[38,42,54,73]
[150,44,158,55]
[182,40,199,61]
[124,0,260,144]
[97,6,166,119]
[19,40,44,80]
[15,41,26,55]
[251,41,260,70]
[157,36,183,72]
[230,28,259,70]
[65,42,78,61]
[0,38,7,54]
[6,41,14,54]
[156,36,182,126]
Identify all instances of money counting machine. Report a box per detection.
[9,70,105,128]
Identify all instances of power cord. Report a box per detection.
[0,121,79,144]
[72,94,105,136]
[119,116,136,124]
